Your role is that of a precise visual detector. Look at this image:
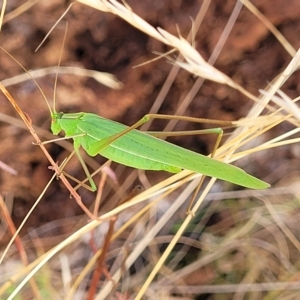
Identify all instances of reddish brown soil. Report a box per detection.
[0,0,299,241]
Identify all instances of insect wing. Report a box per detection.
[78,114,269,189]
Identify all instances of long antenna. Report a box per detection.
[53,21,69,114]
[0,46,53,115]
[35,3,74,52]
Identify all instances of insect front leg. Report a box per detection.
[73,142,98,192]
[38,133,98,191]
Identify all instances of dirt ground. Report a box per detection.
[0,0,300,244]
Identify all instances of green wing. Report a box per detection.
[76,113,269,189]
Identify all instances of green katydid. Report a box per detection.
[0,48,269,192]
[49,109,269,190]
